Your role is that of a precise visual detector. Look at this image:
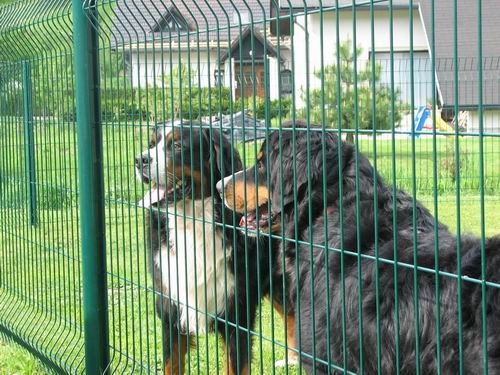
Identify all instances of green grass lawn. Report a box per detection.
[1,120,499,373]
[0,337,46,374]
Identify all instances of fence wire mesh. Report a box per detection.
[0,0,499,374]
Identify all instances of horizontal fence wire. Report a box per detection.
[0,0,499,374]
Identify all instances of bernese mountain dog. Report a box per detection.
[135,121,295,374]
[217,120,500,374]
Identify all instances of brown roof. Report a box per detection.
[111,0,268,46]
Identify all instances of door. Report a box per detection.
[235,63,265,99]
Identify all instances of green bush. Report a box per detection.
[135,86,233,123]
[234,96,292,120]
[7,58,290,123]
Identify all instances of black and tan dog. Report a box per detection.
[217,120,500,374]
[135,121,295,374]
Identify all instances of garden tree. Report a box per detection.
[28,50,127,121]
[301,40,402,143]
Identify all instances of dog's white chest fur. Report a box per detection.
[154,199,234,334]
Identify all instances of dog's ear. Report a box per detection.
[269,131,348,215]
[269,141,319,214]
[203,128,242,182]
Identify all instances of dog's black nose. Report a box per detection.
[135,155,151,167]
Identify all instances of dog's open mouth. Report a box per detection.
[239,204,279,231]
[141,174,151,184]
[138,180,191,208]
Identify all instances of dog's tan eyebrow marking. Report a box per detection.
[172,130,181,142]
[164,129,182,145]
[256,150,264,161]
[164,131,172,144]
[149,130,160,147]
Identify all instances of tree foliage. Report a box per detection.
[300,40,402,142]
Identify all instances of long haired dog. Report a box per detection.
[136,122,270,374]
[218,120,500,374]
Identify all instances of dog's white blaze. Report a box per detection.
[153,127,171,185]
[155,198,234,335]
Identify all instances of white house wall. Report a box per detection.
[131,51,282,101]
[130,50,220,89]
[269,57,280,100]
[469,110,500,133]
[291,8,429,107]
[129,8,429,107]
[223,58,232,94]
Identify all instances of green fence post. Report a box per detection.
[22,60,36,226]
[72,1,110,374]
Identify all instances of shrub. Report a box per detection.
[234,96,292,120]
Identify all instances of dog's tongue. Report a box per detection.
[138,186,166,208]
[240,212,257,228]
[239,216,246,227]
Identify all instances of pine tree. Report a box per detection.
[301,40,402,143]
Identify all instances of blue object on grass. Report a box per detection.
[413,106,430,138]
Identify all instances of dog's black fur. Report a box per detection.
[220,120,500,374]
[137,125,274,374]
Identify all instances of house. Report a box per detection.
[279,0,499,132]
[111,0,284,101]
[419,0,500,133]
[278,0,431,107]
[112,0,499,132]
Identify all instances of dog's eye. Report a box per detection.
[257,159,265,170]
[173,142,182,151]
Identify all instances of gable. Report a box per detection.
[151,7,191,33]
[111,1,269,47]
[221,27,280,63]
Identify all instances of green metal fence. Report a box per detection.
[0,0,499,374]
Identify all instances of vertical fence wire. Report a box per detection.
[0,0,500,374]
[1,1,85,373]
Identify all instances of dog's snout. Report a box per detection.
[217,174,235,195]
[135,155,151,167]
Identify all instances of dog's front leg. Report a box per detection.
[156,298,191,375]
[222,333,249,375]
[272,298,298,367]
[163,331,189,375]
[219,305,253,375]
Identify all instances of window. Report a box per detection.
[270,12,291,37]
[214,70,224,86]
[280,69,293,94]
[372,51,433,107]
